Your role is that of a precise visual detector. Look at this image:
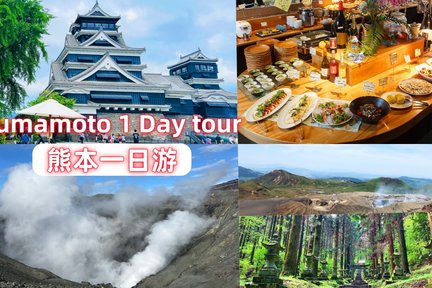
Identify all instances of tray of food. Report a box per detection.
[311,100,353,126]
[399,78,432,96]
[277,92,318,129]
[381,91,413,109]
[256,28,283,38]
[238,60,303,98]
[244,88,293,122]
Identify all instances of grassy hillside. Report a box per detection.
[240,170,418,199]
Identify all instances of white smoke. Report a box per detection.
[0,164,221,287]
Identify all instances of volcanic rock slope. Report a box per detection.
[135,180,239,288]
[0,180,239,288]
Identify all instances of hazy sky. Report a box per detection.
[0,145,238,194]
[239,145,432,179]
[23,0,236,102]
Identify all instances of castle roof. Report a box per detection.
[167,49,218,69]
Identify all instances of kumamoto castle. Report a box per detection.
[46,1,237,142]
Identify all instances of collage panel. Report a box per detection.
[236,1,432,144]
[239,144,432,287]
[240,213,432,288]
[0,145,239,287]
[1,0,237,145]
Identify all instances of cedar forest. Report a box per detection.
[240,213,432,288]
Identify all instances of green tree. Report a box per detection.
[0,0,52,115]
[29,90,76,109]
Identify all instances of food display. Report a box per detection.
[238,59,304,97]
[349,96,390,124]
[416,63,432,82]
[277,92,318,129]
[399,78,432,96]
[381,92,413,109]
[312,101,353,126]
[244,88,293,122]
[356,104,383,121]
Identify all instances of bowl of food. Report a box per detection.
[416,63,432,83]
[349,96,390,124]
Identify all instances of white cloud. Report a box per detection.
[199,145,236,153]
[191,159,226,172]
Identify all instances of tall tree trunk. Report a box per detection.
[249,238,257,264]
[312,215,324,277]
[278,216,285,241]
[369,215,378,274]
[385,214,395,273]
[282,215,303,276]
[396,214,410,274]
[296,217,305,276]
[345,218,352,274]
[378,214,384,275]
[332,216,340,278]
[340,215,345,273]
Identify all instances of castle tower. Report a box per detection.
[46,1,236,132]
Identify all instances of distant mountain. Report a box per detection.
[399,176,432,189]
[239,166,263,180]
[239,169,422,199]
[326,177,363,183]
[256,169,313,186]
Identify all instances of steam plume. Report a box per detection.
[0,164,225,287]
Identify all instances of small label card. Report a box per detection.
[310,47,317,56]
[404,54,412,64]
[390,53,398,65]
[335,77,347,87]
[287,69,300,80]
[363,81,375,93]
[415,49,422,58]
[310,71,321,81]
[379,77,388,87]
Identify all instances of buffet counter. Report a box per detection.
[238,49,432,144]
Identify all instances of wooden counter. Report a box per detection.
[237,24,324,47]
[238,52,432,144]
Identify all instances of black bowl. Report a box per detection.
[349,96,391,124]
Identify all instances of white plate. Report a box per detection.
[415,63,432,83]
[381,91,413,109]
[398,78,432,96]
[426,58,432,67]
[244,88,293,123]
[277,92,318,129]
[311,100,353,126]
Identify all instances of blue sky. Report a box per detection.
[239,145,432,179]
[23,0,236,103]
[0,145,238,194]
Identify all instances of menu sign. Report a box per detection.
[389,53,398,65]
[335,77,347,87]
[363,81,375,93]
[404,54,411,64]
[310,71,321,81]
[379,77,388,87]
[274,0,292,12]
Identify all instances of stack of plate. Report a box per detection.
[244,44,272,70]
[257,39,280,62]
[274,40,298,61]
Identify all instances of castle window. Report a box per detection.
[208,66,214,72]
[181,67,187,73]
[200,65,207,71]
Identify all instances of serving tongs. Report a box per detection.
[411,97,429,108]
